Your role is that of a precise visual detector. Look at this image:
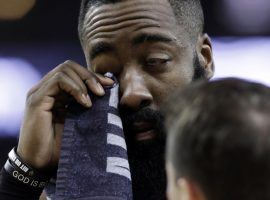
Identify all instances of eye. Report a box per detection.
[145,53,171,68]
[146,58,170,66]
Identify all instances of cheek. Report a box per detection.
[167,177,175,200]
[150,69,193,106]
[166,168,179,200]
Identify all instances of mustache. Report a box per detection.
[119,107,166,141]
[120,107,164,129]
[119,107,166,158]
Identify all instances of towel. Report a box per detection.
[45,74,133,200]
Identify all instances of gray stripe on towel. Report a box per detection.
[106,157,131,180]
[107,133,127,150]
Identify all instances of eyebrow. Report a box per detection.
[90,33,176,60]
[90,42,115,60]
[132,33,176,46]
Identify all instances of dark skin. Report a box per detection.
[17,0,213,182]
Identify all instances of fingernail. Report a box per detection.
[105,77,115,84]
[82,94,92,107]
[97,83,105,95]
[86,94,92,106]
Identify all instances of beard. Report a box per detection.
[119,107,167,200]
[120,107,166,157]
[193,53,207,81]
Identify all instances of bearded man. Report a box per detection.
[0,0,214,199]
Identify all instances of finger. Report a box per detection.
[61,67,88,95]
[27,60,114,97]
[84,78,105,96]
[64,61,106,96]
[42,72,92,108]
[95,73,115,86]
[27,60,87,96]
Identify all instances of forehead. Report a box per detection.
[82,0,184,47]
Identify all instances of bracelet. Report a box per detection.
[8,147,33,175]
[4,147,50,189]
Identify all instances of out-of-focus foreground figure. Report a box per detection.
[165,78,270,200]
[0,0,36,20]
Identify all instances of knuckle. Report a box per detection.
[26,88,35,98]
[60,67,70,75]
[53,72,66,81]
[25,93,38,108]
[55,60,75,71]
[25,85,39,106]
[56,63,69,71]
[64,60,74,65]
[71,86,82,96]
[86,73,98,83]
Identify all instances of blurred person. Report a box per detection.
[0,0,214,199]
[165,78,270,200]
[0,0,36,20]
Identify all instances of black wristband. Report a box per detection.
[8,148,33,175]
[4,147,50,189]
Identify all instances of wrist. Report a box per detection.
[17,140,52,170]
[4,147,52,189]
[16,145,38,168]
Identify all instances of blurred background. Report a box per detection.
[0,0,269,166]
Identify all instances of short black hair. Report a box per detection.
[78,0,204,42]
[165,78,270,200]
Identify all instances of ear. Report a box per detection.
[196,33,215,79]
[176,178,206,200]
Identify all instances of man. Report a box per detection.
[0,0,214,199]
[165,78,270,200]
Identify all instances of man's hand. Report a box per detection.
[17,60,114,170]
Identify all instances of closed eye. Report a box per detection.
[146,57,170,66]
[145,53,172,68]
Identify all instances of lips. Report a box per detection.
[132,122,156,141]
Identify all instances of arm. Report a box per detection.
[0,60,114,199]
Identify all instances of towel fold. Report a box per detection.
[46,76,133,200]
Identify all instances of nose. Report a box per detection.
[119,69,153,111]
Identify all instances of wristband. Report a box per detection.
[4,147,50,189]
[8,148,33,175]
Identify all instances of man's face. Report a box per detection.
[81,0,197,148]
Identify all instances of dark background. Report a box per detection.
[1,0,269,43]
[0,1,231,43]
[0,0,269,167]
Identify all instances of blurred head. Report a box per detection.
[78,0,214,198]
[165,78,270,200]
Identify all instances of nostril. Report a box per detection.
[139,99,152,109]
[120,93,153,111]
